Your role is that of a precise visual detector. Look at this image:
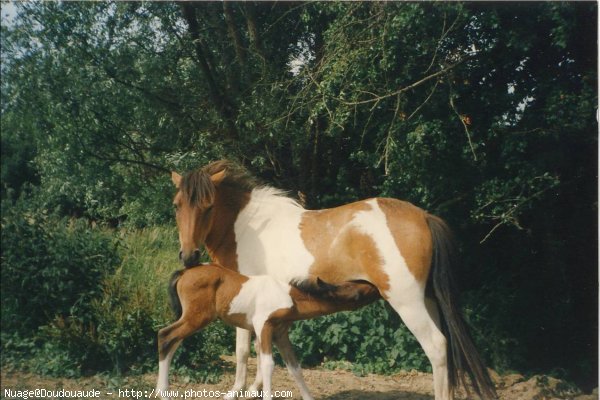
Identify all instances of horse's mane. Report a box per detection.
[181,160,260,207]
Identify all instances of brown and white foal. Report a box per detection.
[156,264,379,400]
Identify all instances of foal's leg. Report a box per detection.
[255,323,275,400]
[387,293,449,400]
[224,328,252,400]
[156,317,211,400]
[248,337,263,393]
[273,326,314,400]
[156,328,182,399]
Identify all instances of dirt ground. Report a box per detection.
[1,356,597,400]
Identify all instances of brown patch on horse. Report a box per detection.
[300,202,391,294]
[377,198,433,283]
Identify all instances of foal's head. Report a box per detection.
[171,168,225,267]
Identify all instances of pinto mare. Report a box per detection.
[170,160,497,400]
[156,264,379,400]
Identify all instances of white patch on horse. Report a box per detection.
[234,187,314,281]
[349,199,422,301]
[228,275,294,332]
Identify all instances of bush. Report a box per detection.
[1,197,120,333]
[290,300,429,375]
[1,220,235,378]
[47,226,233,378]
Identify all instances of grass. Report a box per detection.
[113,225,182,325]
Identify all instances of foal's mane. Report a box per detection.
[181,160,260,207]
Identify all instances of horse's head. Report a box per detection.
[171,169,225,267]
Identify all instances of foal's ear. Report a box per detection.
[210,170,226,186]
[171,171,182,188]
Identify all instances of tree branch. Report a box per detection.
[180,3,239,139]
[244,2,265,61]
[73,131,171,174]
[223,2,246,65]
[328,57,468,106]
[449,91,477,161]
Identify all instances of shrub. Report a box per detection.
[2,221,235,378]
[1,197,120,334]
[290,300,429,375]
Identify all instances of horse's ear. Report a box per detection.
[171,171,182,188]
[210,170,226,186]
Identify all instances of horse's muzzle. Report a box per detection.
[181,249,201,268]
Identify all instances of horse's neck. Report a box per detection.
[204,186,251,269]
[205,186,304,270]
[235,187,305,237]
[233,188,309,278]
[243,187,303,216]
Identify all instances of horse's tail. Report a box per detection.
[168,269,184,319]
[291,277,380,303]
[426,214,497,400]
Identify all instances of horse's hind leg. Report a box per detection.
[273,325,314,400]
[224,328,252,400]
[387,294,450,400]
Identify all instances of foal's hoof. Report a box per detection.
[247,384,262,393]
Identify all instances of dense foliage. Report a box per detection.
[1,196,120,333]
[0,217,233,379]
[1,1,597,390]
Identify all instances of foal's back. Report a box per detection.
[176,264,248,322]
[176,264,379,328]
[176,264,293,329]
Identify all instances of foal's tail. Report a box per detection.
[168,269,184,320]
[426,214,497,400]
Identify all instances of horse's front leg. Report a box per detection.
[224,327,252,400]
[248,337,263,393]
